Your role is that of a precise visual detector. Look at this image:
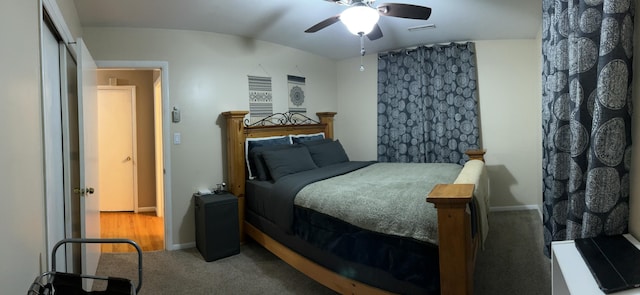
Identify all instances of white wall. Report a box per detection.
[82,27,338,246]
[335,55,378,160]
[0,0,47,293]
[475,39,542,209]
[336,39,543,209]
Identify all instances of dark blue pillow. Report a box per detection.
[291,132,325,144]
[249,144,299,181]
[245,136,292,179]
[262,146,317,181]
[306,140,349,167]
[300,138,333,146]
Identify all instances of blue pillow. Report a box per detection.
[245,136,292,179]
[291,132,325,144]
[262,146,317,181]
[300,138,333,146]
[306,140,349,167]
[249,144,299,181]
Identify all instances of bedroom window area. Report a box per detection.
[377,42,481,165]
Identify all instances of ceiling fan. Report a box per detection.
[305,0,432,41]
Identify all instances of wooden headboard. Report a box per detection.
[222,111,337,238]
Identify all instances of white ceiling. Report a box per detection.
[74,0,542,60]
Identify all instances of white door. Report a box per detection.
[77,38,101,286]
[98,86,137,212]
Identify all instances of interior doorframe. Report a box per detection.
[96,60,173,251]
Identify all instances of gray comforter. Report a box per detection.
[295,162,462,244]
[267,161,375,233]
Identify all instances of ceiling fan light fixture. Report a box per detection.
[340,6,379,35]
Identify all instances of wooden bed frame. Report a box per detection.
[222,111,484,295]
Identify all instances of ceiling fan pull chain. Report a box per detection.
[359,33,365,71]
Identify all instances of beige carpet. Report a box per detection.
[95,210,550,294]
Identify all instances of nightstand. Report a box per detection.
[552,234,640,294]
[194,192,240,262]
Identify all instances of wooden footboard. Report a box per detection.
[427,183,478,295]
[222,111,485,295]
[245,221,395,295]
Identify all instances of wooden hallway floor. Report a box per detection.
[100,211,164,253]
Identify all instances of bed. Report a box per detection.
[222,111,488,295]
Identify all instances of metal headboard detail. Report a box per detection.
[245,112,320,127]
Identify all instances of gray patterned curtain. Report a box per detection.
[377,42,480,165]
[542,0,633,255]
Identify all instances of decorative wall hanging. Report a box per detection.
[248,75,273,123]
[287,75,306,113]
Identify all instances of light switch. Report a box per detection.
[173,132,181,145]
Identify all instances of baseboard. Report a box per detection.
[490,205,539,212]
[137,206,156,213]
[171,242,196,251]
[490,205,543,221]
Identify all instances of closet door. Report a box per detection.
[42,15,66,272]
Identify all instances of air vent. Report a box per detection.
[408,24,436,32]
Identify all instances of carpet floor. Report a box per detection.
[95,210,550,294]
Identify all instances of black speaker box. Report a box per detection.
[194,192,240,262]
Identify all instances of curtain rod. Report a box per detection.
[378,41,473,58]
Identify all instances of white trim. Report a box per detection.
[490,205,543,221]
[96,60,173,252]
[173,242,196,250]
[490,205,539,212]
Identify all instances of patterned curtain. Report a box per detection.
[542,0,633,255]
[377,42,480,165]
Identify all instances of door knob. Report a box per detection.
[125,156,132,161]
[73,187,95,196]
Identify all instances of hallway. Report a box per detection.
[100,212,164,252]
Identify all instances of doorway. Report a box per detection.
[96,68,167,252]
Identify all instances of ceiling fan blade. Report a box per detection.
[305,15,341,33]
[367,24,383,41]
[377,3,432,20]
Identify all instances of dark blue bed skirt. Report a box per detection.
[245,208,441,295]
[293,207,440,293]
